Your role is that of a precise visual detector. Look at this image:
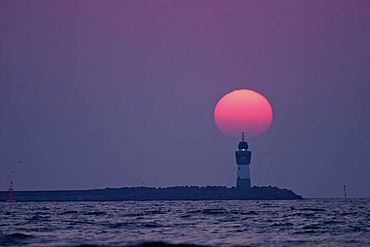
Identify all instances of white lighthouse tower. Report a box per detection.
[235,132,252,189]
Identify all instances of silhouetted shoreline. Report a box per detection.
[0,186,302,202]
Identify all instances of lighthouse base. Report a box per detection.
[237,178,251,190]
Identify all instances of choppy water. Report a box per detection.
[0,199,369,246]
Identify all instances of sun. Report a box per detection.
[214,89,273,139]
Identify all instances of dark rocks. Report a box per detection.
[0,185,302,201]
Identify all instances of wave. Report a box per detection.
[0,233,34,246]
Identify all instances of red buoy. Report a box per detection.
[6,181,15,202]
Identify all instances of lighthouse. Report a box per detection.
[235,133,252,189]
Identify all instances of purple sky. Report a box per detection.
[1,1,370,198]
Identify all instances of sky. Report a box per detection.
[1,0,370,198]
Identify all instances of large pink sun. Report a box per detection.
[214,89,273,139]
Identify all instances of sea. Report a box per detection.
[0,199,369,247]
